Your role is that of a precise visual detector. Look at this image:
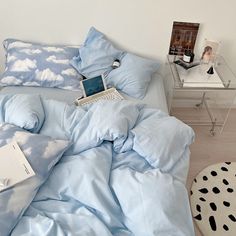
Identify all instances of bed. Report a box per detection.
[0,28,195,236]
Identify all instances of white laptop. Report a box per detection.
[75,75,123,106]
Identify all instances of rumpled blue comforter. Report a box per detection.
[0,95,195,236]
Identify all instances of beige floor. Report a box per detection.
[174,109,236,236]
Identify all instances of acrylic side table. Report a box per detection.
[165,55,236,135]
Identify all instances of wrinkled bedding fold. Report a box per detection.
[0,95,195,236]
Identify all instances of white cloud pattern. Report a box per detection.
[23,81,40,86]
[7,54,17,63]
[35,68,64,82]
[20,49,42,55]
[1,76,21,85]
[10,58,37,72]
[8,41,32,49]
[22,147,32,156]
[62,85,75,90]
[0,124,13,131]
[43,140,66,159]
[43,47,65,53]
[14,132,30,146]
[61,68,77,76]
[46,55,69,64]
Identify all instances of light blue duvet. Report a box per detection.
[0,95,195,236]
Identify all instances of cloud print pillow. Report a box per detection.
[0,123,70,236]
[0,39,82,91]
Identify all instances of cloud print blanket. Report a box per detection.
[0,95,195,236]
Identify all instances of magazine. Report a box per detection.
[169,21,200,56]
[0,141,35,192]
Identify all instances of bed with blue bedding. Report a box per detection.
[0,26,195,235]
[0,94,195,236]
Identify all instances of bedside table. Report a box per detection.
[165,55,236,135]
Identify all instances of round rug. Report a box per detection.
[190,162,236,236]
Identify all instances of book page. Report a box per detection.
[0,141,35,192]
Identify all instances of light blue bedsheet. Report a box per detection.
[0,95,195,235]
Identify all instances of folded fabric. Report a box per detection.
[111,167,195,236]
[0,39,83,91]
[0,94,45,133]
[105,53,160,99]
[0,124,70,236]
[21,142,125,235]
[38,99,194,173]
[130,107,195,171]
[70,27,124,79]
[0,96,195,235]
[40,99,142,154]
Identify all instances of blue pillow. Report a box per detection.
[0,94,45,133]
[105,53,160,99]
[70,27,124,78]
[0,39,83,91]
[0,123,70,236]
[70,27,160,99]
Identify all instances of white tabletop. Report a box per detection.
[176,64,224,88]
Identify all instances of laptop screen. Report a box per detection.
[81,75,106,97]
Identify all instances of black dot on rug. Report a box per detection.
[209,202,217,211]
[223,179,229,185]
[228,214,236,222]
[190,190,193,195]
[225,162,231,165]
[194,178,197,183]
[199,197,206,202]
[209,216,217,231]
[196,204,201,212]
[203,176,208,181]
[199,188,208,194]
[223,224,229,231]
[227,188,234,193]
[194,214,202,221]
[221,167,228,171]
[223,201,230,207]
[212,187,220,194]
[211,171,217,176]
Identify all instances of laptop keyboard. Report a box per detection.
[75,88,123,106]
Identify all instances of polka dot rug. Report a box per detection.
[190,162,236,236]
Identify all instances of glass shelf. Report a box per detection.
[165,54,236,135]
[167,55,236,90]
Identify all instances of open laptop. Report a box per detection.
[75,75,123,106]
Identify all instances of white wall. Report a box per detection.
[0,0,236,76]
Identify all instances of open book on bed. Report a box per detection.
[0,141,35,192]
